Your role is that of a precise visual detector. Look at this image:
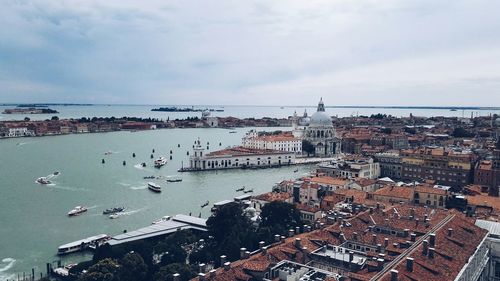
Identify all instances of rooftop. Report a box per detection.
[206,146,291,158]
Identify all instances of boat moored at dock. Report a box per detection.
[57,234,110,255]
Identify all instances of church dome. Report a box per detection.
[309,111,332,127]
[309,98,332,127]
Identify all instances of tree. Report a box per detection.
[404,127,416,135]
[259,201,302,240]
[51,116,59,121]
[153,263,195,281]
[24,117,30,121]
[302,140,315,156]
[77,258,120,281]
[452,127,474,138]
[381,128,392,134]
[118,252,148,281]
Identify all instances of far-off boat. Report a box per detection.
[148,182,162,193]
[36,177,51,185]
[102,207,124,215]
[67,206,87,216]
[154,157,167,168]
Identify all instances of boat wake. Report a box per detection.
[0,258,16,281]
[16,141,37,146]
[118,208,143,216]
[117,182,131,187]
[130,185,147,190]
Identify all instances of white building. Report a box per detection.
[317,157,381,179]
[242,130,302,154]
[8,127,34,137]
[184,139,296,171]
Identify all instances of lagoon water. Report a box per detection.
[0,127,314,280]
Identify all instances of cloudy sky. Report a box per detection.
[1,0,499,106]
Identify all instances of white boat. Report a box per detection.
[67,206,87,216]
[57,234,109,255]
[109,213,120,219]
[152,215,171,224]
[148,182,162,193]
[36,177,51,184]
[166,176,182,183]
[154,157,167,168]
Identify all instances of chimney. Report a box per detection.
[428,248,435,259]
[390,269,398,281]
[422,240,429,255]
[349,251,354,262]
[281,235,286,241]
[220,255,226,266]
[295,238,302,248]
[448,228,453,237]
[223,262,231,270]
[259,241,265,251]
[275,234,281,242]
[199,263,206,273]
[370,207,374,214]
[320,222,325,229]
[406,257,414,272]
[303,225,308,232]
[289,229,295,237]
[384,238,389,247]
[410,233,416,242]
[429,233,436,247]
[425,218,430,227]
[377,258,384,269]
[209,269,216,278]
[377,244,382,252]
[261,246,268,255]
[173,273,181,281]
[340,233,346,242]
[353,232,358,241]
[372,234,377,245]
[198,273,206,281]
[376,202,380,209]
[295,226,301,234]
[403,229,409,237]
[410,208,415,218]
[240,248,247,259]
[245,250,250,257]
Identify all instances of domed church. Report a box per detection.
[292,98,342,157]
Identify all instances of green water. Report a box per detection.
[0,128,312,280]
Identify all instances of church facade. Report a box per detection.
[292,98,342,157]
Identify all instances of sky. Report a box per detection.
[0,0,499,106]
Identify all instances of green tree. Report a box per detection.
[153,263,195,281]
[51,116,59,121]
[302,140,315,156]
[77,258,120,281]
[118,252,148,281]
[259,201,302,239]
[381,127,392,134]
[24,117,30,121]
[452,127,474,138]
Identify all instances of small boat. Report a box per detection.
[236,186,245,192]
[102,207,125,215]
[53,171,60,176]
[166,176,182,183]
[148,182,162,193]
[152,216,171,224]
[293,168,299,173]
[68,206,87,216]
[143,175,156,179]
[154,157,167,168]
[201,201,209,208]
[104,151,113,155]
[229,131,237,134]
[243,188,254,194]
[141,162,146,167]
[109,213,120,219]
[36,177,52,185]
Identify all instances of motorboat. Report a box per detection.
[148,182,162,193]
[53,171,60,176]
[236,186,245,192]
[57,234,109,255]
[152,216,171,224]
[166,176,182,183]
[36,177,52,185]
[141,162,147,167]
[154,157,167,168]
[102,207,124,215]
[243,188,254,194]
[229,131,237,134]
[109,213,120,219]
[201,201,209,208]
[104,151,113,155]
[67,206,87,216]
[143,175,156,179]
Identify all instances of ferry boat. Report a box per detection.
[148,182,162,193]
[154,157,167,168]
[102,207,124,215]
[57,234,110,255]
[36,177,51,184]
[67,206,87,216]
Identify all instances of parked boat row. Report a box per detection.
[102,207,124,215]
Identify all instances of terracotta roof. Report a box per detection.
[310,176,348,186]
[414,185,448,196]
[372,186,414,200]
[206,146,290,157]
[253,192,292,202]
[466,194,500,210]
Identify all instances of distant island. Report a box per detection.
[2,107,59,114]
[151,106,224,112]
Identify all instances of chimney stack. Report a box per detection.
[173,273,180,281]
[223,262,231,270]
[220,255,226,266]
[422,240,429,255]
[377,258,384,269]
[303,225,308,232]
[377,244,382,252]
[199,263,206,273]
[259,241,265,251]
[197,273,206,281]
[415,218,419,227]
[349,251,354,262]
[289,229,295,237]
[372,234,377,245]
[406,257,414,272]
[295,226,301,234]
[274,234,280,242]
[353,232,358,241]
[428,248,435,259]
[403,229,409,237]
[370,207,374,214]
[448,228,453,237]
[390,269,398,281]
[384,238,389,247]
[295,238,302,248]
[410,233,416,242]
[240,248,247,259]
[429,233,436,247]
[209,269,216,278]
